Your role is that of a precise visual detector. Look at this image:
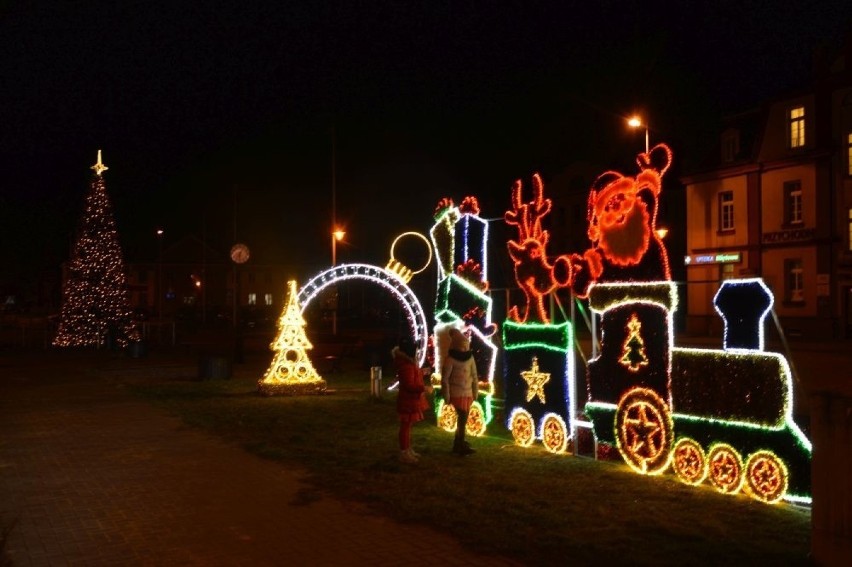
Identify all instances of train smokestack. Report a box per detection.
[713,278,773,351]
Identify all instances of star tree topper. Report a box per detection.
[91,149,109,176]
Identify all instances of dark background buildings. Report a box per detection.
[2,1,852,310]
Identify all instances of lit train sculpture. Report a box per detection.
[499,144,811,504]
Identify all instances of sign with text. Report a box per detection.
[684,252,742,266]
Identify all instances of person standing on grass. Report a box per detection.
[441,328,478,456]
[393,337,432,464]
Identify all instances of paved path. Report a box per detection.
[0,350,521,566]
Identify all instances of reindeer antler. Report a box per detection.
[504,173,552,242]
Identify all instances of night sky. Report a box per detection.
[3,1,852,294]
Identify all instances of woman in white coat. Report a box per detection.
[441,328,479,455]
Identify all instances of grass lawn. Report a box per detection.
[127,360,811,566]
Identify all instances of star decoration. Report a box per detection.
[91,149,109,176]
[624,403,663,458]
[520,356,550,403]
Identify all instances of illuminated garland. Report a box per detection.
[586,284,676,407]
[429,197,497,436]
[744,449,789,504]
[504,173,571,323]
[258,280,327,396]
[434,273,494,332]
[298,263,429,367]
[502,320,575,451]
[521,356,550,403]
[713,278,773,351]
[437,399,489,437]
[430,202,461,279]
[614,387,674,475]
[385,231,432,284]
[619,314,649,372]
[672,438,708,485]
[706,443,745,494]
[54,150,140,348]
[571,144,673,298]
[584,279,811,503]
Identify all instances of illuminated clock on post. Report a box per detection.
[230,243,250,264]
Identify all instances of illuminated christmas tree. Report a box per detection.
[619,313,649,372]
[53,151,140,348]
[258,280,327,396]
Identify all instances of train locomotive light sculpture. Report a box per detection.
[583,279,812,503]
[430,197,497,436]
[500,143,811,504]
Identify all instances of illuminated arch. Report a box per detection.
[297,263,430,366]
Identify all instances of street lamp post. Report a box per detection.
[331,229,345,335]
[628,116,649,153]
[156,228,164,342]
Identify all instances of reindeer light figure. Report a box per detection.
[504,173,571,323]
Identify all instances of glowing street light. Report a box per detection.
[331,229,345,266]
[331,228,345,335]
[628,115,649,153]
[655,226,669,240]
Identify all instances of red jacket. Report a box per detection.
[393,347,428,415]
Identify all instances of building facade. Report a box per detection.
[682,48,852,339]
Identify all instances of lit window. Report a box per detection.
[784,181,802,225]
[789,106,805,148]
[847,133,852,176]
[721,262,735,281]
[248,293,257,305]
[719,191,734,231]
[264,293,273,306]
[848,208,852,252]
[785,259,804,302]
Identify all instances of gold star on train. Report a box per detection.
[521,356,550,403]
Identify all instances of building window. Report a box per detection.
[848,208,852,252]
[248,293,257,305]
[783,181,803,225]
[847,132,852,176]
[264,293,273,306]
[785,259,804,303]
[721,262,735,281]
[788,106,805,148]
[719,191,734,232]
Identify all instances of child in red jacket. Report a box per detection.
[393,337,432,463]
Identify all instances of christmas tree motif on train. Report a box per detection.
[619,313,649,372]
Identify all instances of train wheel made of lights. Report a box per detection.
[465,401,486,437]
[707,443,744,494]
[541,413,569,454]
[744,450,788,504]
[672,438,708,485]
[510,409,535,447]
[615,387,674,475]
[438,402,458,433]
